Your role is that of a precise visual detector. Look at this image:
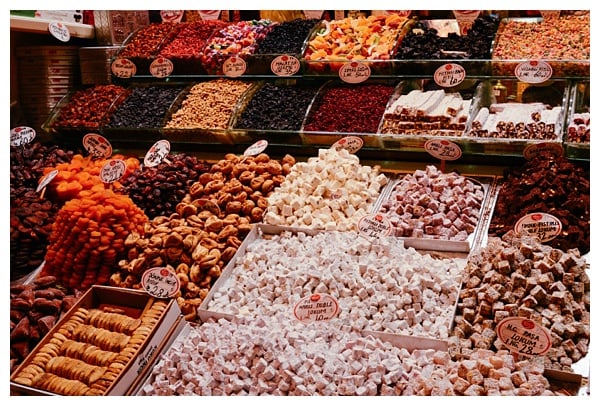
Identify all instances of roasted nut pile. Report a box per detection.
[116,152,211,219]
[489,153,590,254]
[164,79,253,130]
[12,299,169,395]
[140,314,558,396]
[40,188,148,291]
[112,152,295,320]
[450,232,590,372]
[10,276,81,373]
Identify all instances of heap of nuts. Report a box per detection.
[10,275,82,373]
[111,152,295,320]
[39,187,148,291]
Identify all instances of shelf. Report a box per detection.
[10,15,95,39]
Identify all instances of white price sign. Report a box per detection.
[223,57,246,77]
[100,159,127,184]
[48,22,70,42]
[271,55,301,76]
[141,267,181,299]
[10,126,36,146]
[339,61,371,84]
[150,57,174,78]
[144,140,171,167]
[496,317,552,356]
[244,139,268,156]
[515,61,553,84]
[83,133,112,158]
[434,63,466,87]
[111,58,137,79]
[294,293,339,323]
[424,139,462,161]
[331,136,364,154]
[357,214,392,238]
[514,212,562,242]
[36,169,59,193]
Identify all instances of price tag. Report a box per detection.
[150,57,174,78]
[357,214,392,238]
[514,212,562,242]
[111,58,137,79]
[36,169,58,193]
[523,142,564,160]
[199,10,221,21]
[339,61,371,84]
[10,126,36,146]
[160,10,184,23]
[424,139,462,161]
[144,140,171,167]
[141,267,181,299]
[434,63,466,87]
[223,57,246,77]
[331,136,364,154]
[48,22,70,42]
[452,10,481,35]
[515,61,553,84]
[271,55,301,76]
[293,293,339,323]
[83,133,112,158]
[244,139,268,156]
[496,317,552,356]
[100,159,127,184]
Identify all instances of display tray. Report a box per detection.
[563,80,590,160]
[10,285,182,396]
[301,16,415,77]
[200,223,465,346]
[372,170,498,253]
[490,17,590,78]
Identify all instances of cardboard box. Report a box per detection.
[10,285,182,396]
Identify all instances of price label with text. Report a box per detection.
[523,142,564,160]
[150,57,174,78]
[434,63,466,87]
[515,61,553,84]
[36,169,58,193]
[357,214,392,238]
[425,139,462,161]
[10,126,36,147]
[141,267,181,299]
[100,159,127,184]
[223,57,246,77]
[111,58,137,79]
[496,317,552,356]
[144,140,171,167]
[244,139,268,156]
[271,55,301,76]
[339,61,371,84]
[331,136,364,154]
[452,10,481,35]
[83,133,112,158]
[199,10,220,20]
[48,22,71,42]
[293,293,339,323]
[160,10,184,22]
[514,212,562,242]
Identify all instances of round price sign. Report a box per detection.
[515,61,553,84]
[223,57,246,77]
[339,61,371,84]
[150,57,174,78]
[244,139,268,156]
[434,63,466,87]
[100,159,127,184]
[48,22,70,42]
[331,136,364,154]
[83,133,112,158]
[293,293,339,323]
[357,214,392,238]
[514,212,562,242]
[424,139,462,160]
[141,267,181,299]
[36,169,58,193]
[271,55,301,76]
[10,126,36,147]
[111,58,137,79]
[496,317,552,356]
[160,10,184,23]
[523,142,564,160]
[144,140,171,167]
